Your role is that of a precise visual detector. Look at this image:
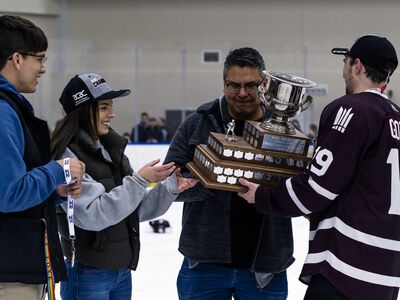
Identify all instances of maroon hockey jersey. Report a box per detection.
[255,91,400,300]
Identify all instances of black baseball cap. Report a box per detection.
[331,35,398,77]
[59,73,131,113]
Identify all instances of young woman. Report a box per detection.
[51,73,197,300]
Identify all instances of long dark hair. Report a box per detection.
[51,102,99,159]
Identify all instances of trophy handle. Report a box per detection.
[300,95,313,112]
[258,85,273,107]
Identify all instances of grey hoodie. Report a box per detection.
[60,147,179,232]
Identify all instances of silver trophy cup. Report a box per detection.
[259,71,316,135]
[187,70,317,192]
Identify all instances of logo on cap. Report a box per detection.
[91,78,106,88]
[72,90,89,105]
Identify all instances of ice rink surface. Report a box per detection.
[134,202,310,300]
[56,144,310,299]
[126,144,309,299]
[55,201,310,299]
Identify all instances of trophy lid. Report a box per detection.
[263,70,316,88]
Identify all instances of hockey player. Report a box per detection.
[239,35,400,300]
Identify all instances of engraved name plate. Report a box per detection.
[261,134,306,154]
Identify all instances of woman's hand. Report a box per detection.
[56,181,82,199]
[174,168,199,192]
[138,159,176,183]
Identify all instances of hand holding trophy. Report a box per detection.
[187,70,316,192]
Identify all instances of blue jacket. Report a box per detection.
[0,75,67,284]
[0,75,65,213]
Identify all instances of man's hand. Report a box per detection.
[56,181,82,199]
[57,158,85,183]
[174,168,199,192]
[138,159,176,183]
[237,178,259,204]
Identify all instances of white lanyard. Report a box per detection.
[365,88,389,99]
[63,158,76,267]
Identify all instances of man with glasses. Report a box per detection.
[164,47,293,299]
[16,52,48,67]
[0,15,84,300]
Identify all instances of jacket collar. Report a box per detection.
[77,128,127,154]
[0,75,35,113]
[197,95,231,123]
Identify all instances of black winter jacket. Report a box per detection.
[0,90,66,283]
[164,97,294,272]
[57,129,140,270]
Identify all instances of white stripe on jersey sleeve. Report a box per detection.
[309,217,400,251]
[308,177,338,200]
[304,250,400,287]
[286,178,311,214]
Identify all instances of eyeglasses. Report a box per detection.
[225,80,263,94]
[18,52,47,66]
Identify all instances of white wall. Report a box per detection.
[2,0,400,135]
[0,0,59,16]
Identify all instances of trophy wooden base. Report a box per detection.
[189,144,299,192]
[187,120,312,193]
[187,162,248,193]
[208,132,311,170]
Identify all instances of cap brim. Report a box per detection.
[331,48,349,55]
[96,89,131,101]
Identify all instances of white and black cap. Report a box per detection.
[59,73,131,113]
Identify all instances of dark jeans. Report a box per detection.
[177,257,288,300]
[304,274,348,300]
[60,259,132,300]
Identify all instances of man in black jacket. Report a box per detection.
[164,47,294,299]
[0,15,84,300]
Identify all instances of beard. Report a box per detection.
[344,71,354,95]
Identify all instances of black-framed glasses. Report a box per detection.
[225,80,263,94]
[18,52,47,66]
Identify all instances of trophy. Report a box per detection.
[187,71,316,192]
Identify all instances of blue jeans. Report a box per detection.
[60,259,132,300]
[177,257,288,300]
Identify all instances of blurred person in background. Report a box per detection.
[307,123,318,146]
[130,111,149,143]
[157,116,169,142]
[146,116,163,143]
[122,131,131,143]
